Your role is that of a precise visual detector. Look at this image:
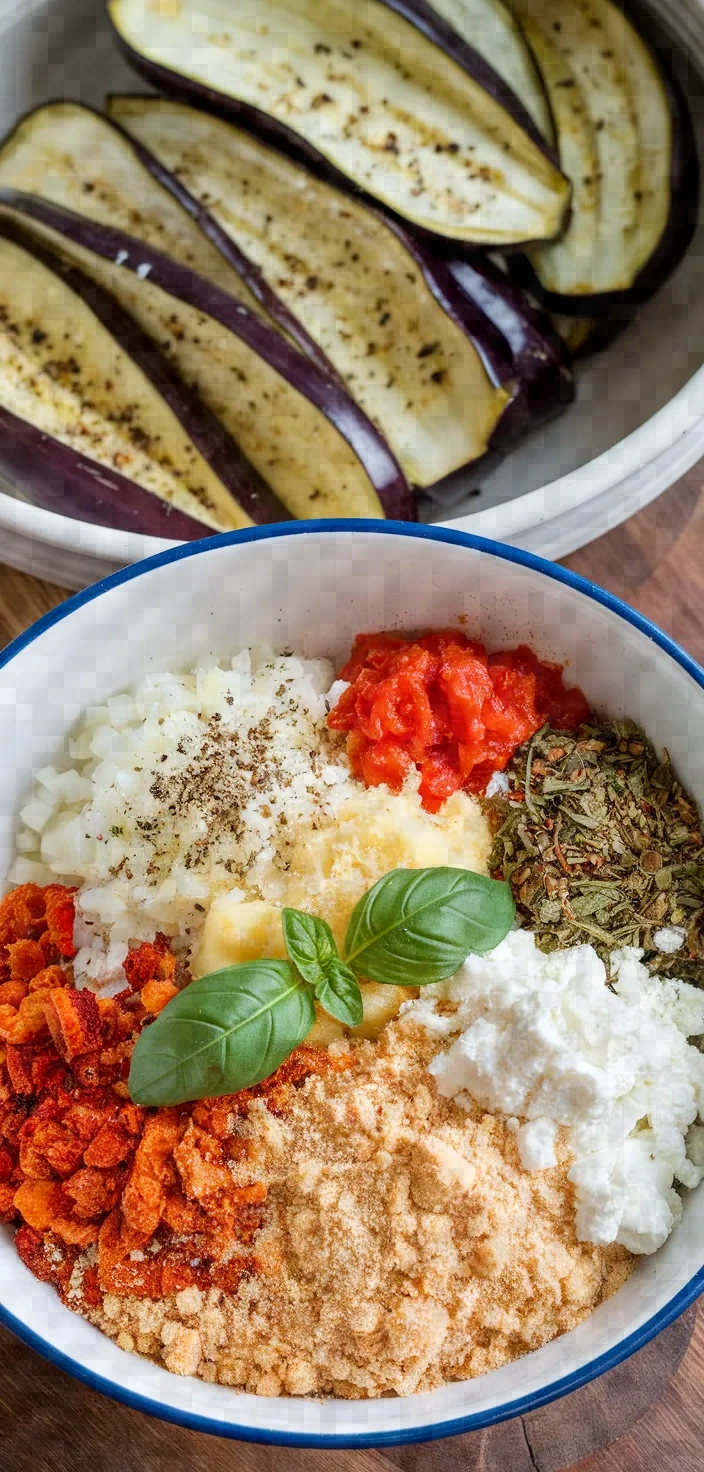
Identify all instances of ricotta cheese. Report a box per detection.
[411,929,704,1254]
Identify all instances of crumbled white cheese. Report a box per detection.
[411,929,704,1255]
[653,925,687,954]
[484,770,511,799]
[516,1117,558,1171]
[326,679,350,710]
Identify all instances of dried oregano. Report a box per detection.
[486,718,704,985]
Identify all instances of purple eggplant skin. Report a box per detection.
[0,188,415,523]
[24,232,291,529]
[107,11,568,254]
[510,2,699,316]
[106,95,528,487]
[104,101,339,383]
[0,406,213,540]
[379,0,558,167]
[106,94,521,409]
[447,254,575,424]
[0,220,291,534]
[419,252,575,511]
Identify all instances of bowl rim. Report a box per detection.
[3,349,704,565]
[2,516,704,1448]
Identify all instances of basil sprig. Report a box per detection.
[282,909,363,1027]
[129,867,513,1106]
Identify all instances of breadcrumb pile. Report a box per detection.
[91,1016,633,1397]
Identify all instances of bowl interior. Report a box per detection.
[0,0,703,538]
[1,524,703,1445]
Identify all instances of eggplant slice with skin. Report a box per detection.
[445,252,574,425]
[103,96,522,489]
[0,100,331,374]
[107,0,570,248]
[407,0,553,141]
[509,0,699,313]
[0,230,284,537]
[0,187,412,521]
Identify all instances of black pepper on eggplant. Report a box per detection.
[98,95,527,489]
[0,229,286,537]
[0,189,413,522]
[106,0,570,249]
[508,0,699,314]
[412,0,554,140]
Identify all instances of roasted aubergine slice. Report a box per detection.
[107,0,570,248]
[0,229,285,537]
[0,189,413,521]
[101,95,523,489]
[510,0,698,312]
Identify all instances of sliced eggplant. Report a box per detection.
[510,0,699,312]
[0,230,284,537]
[107,0,570,247]
[446,252,574,424]
[0,100,331,376]
[0,188,413,521]
[411,0,553,140]
[106,96,521,488]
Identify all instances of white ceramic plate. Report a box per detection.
[1,520,704,1446]
[0,0,703,586]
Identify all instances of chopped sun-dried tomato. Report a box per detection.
[1,892,347,1321]
[5,1045,36,1097]
[122,933,176,993]
[82,1120,134,1169]
[14,1224,77,1290]
[329,632,590,808]
[63,1166,125,1220]
[0,1143,15,1183]
[0,980,28,1010]
[120,1109,182,1237]
[6,940,50,984]
[0,886,47,948]
[43,987,103,1062]
[140,978,178,1016]
[43,885,78,959]
[79,1264,103,1309]
[0,1181,17,1222]
[0,992,51,1045]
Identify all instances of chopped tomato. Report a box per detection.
[490,646,590,731]
[337,632,407,683]
[357,736,413,793]
[330,631,589,808]
[2,885,353,1319]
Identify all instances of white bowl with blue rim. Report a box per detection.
[1,520,703,1447]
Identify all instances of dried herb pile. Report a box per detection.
[487,718,704,984]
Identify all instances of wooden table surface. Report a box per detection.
[2,475,704,1472]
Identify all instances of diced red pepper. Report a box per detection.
[329,631,589,808]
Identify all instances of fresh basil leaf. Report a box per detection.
[315,958,364,1027]
[128,959,315,1106]
[283,907,363,1025]
[343,867,515,986]
[282,907,337,988]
